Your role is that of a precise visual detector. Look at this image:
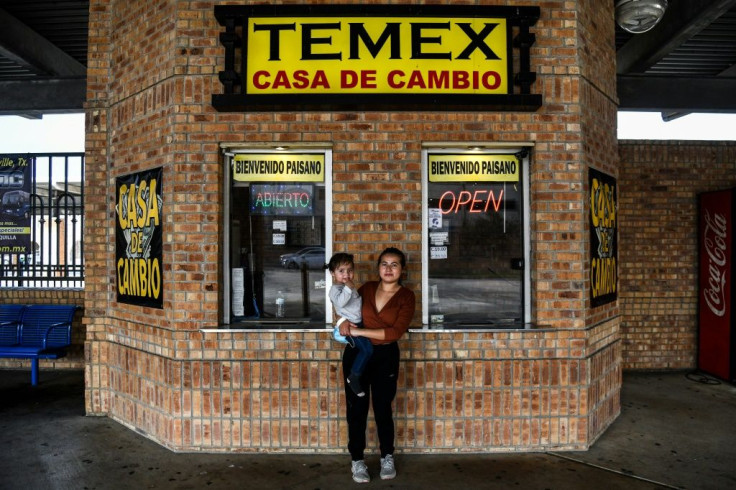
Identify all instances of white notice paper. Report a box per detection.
[430,246,447,259]
[429,208,442,229]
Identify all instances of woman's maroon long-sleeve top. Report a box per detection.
[358,281,416,345]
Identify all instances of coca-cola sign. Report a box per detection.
[697,188,734,381]
[702,209,728,317]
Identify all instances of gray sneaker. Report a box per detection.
[380,454,396,480]
[351,460,370,483]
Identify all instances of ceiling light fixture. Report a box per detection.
[615,0,668,34]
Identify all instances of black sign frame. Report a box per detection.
[212,4,542,112]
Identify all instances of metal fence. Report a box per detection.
[1,153,84,289]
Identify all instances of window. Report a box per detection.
[224,149,331,326]
[422,148,530,328]
[0,153,84,289]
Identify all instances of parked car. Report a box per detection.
[279,246,325,270]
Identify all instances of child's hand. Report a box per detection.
[339,320,357,337]
[343,278,356,289]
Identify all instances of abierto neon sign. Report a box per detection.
[250,184,314,216]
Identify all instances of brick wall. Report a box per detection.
[619,141,736,370]
[98,324,617,452]
[81,0,622,453]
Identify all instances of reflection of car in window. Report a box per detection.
[1,190,31,218]
[279,246,325,269]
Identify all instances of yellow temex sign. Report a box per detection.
[213,5,541,111]
[233,154,325,182]
[246,17,508,95]
[429,154,520,182]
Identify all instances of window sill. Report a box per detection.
[201,322,546,333]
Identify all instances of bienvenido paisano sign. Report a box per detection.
[213,5,541,111]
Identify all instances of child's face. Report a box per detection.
[332,262,354,284]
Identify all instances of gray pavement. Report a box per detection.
[1,369,734,489]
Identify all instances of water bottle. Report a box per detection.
[275,291,285,318]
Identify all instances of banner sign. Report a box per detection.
[115,167,164,309]
[213,5,541,111]
[428,154,519,182]
[0,154,32,255]
[589,168,617,307]
[233,153,325,182]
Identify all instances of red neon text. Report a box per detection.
[438,189,504,214]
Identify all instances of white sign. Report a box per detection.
[430,246,447,259]
[273,233,286,245]
[429,208,443,229]
[231,268,245,316]
[273,220,287,231]
[430,232,449,246]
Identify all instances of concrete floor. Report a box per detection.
[0,369,734,490]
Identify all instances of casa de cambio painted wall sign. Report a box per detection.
[115,167,164,309]
[589,168,617,307]
[213,5,541,111]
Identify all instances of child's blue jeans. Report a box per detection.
[349,336,373,376]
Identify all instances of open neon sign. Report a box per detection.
[438,189,503,214]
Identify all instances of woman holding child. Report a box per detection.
[336,247,415,484]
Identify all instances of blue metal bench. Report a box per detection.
[0,304,78,386]
[0,304,25,346]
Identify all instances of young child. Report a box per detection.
[327,252,372,397]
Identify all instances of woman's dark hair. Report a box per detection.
[326,252,354,272]
[376,247,406,268]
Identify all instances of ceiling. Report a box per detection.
[0,0,88,118]
[0,0,735,119]
[616,0,736,119]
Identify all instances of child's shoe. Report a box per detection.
[347,373,365,397]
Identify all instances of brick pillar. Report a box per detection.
[577,0,622,440]
[84,0,113,415]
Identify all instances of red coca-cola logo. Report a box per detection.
[703,209,728,317]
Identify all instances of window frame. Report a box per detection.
[222,147,333,326]
[420,145,532,327]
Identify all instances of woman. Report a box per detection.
[337,247,416,483]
